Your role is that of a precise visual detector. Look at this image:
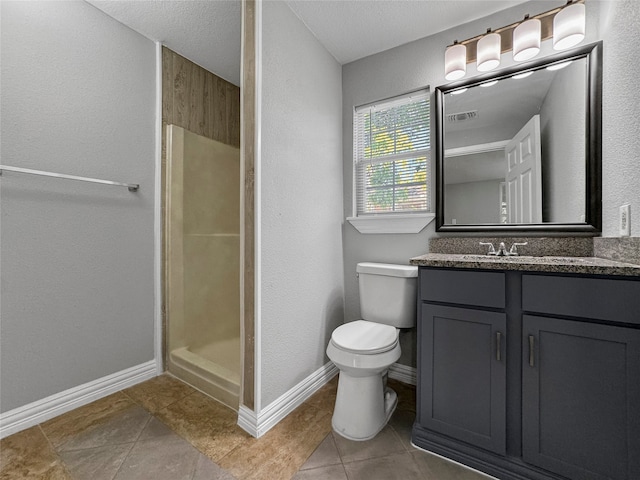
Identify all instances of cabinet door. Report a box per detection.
[420,304,506,455]
[523,315,640,480]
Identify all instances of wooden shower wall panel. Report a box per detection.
[161,47,241,370]
[162,47,240,148]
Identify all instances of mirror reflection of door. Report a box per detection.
[505,115,542,223]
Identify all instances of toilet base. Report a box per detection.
[331,371,398,441]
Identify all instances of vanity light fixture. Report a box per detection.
[553,1,586,50]
[513,15,541,61]
[442,0,585,81]
[476,29,501,72]
[444,41,467,81]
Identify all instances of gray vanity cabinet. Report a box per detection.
[522,315,640,480]
[414,266,640,480]
[420,304,506,455]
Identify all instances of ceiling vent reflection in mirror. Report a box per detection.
[447,111,478,123]
[444,0,586,81]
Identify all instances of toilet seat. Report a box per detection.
[331,320,398,355]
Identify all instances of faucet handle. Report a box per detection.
[508,242,528,256]
[479,242,496,255]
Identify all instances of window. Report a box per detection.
[353,90,431,217]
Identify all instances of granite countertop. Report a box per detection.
[410,253,640,277]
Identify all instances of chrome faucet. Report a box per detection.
[508,242,528,256]
[479,242,497,255]
[479,241,528,256]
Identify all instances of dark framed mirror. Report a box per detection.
[435,41,602,233]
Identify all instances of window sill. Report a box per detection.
[347,213,435,234]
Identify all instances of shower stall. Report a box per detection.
[166,124,241,410]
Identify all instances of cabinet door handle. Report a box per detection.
[496,332,502,362]
[529,335,535,367]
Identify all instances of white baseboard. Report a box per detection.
[238,362,338,438]
[388,363,417,385]
[0,360,157,439]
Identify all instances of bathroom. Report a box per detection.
[1,1,639,479]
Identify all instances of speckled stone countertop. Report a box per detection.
[410,253,640,277]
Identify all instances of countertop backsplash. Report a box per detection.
[429,237,594,258]
[593,237,640,265]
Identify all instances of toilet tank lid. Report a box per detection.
[356,262,418,278]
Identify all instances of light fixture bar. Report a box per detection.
[448,0,584,65]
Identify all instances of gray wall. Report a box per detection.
[342,1,605,368]
[600,1,640,237]
[260,1,344,407]
[540,61,586,223]
[0,1,156,412]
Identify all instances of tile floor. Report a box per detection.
[0,374,493,480]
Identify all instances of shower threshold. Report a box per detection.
[169,346,240,411]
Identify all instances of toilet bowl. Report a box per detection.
[327,320,401,440]
[327,263,418,441]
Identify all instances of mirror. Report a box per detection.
[435,42,602,233]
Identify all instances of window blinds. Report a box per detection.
[354,89,430,215]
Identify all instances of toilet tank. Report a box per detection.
[357,262,418,328]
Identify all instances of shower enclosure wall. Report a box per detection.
[166,124,241,410]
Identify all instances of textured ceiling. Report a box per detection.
[86,0,531,85]
[286,0,530,64]
[86,0,242,86]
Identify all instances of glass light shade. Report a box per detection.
[553,2,586,50]
[477,32,501,72]
[445,43,467,81]
[513,18,541,61]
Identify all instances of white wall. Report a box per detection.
[0,1,156,412]
[342,0,605,368]
[259,2,344,407]
[600,0,640,237]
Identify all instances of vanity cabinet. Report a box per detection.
[421,304,506,455]
[413,267,640,480]
[522,315,640,480]
[419,269,507,455]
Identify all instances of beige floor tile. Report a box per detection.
[40,393,135,449]
[411,450,495,480]
[123,374,197,414]
[388,378,416,413]
[218,402,332,480]
[302,377,338,415]
[0,426,71,480]
[154,390,250,462]
[59,444,132,480]
[292,464,348,480]
[343,451,423,480]
[333,425,406,464]
[299,433,341,470]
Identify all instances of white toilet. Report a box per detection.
[327,262,418,441]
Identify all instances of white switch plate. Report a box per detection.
[619,204,631,236]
